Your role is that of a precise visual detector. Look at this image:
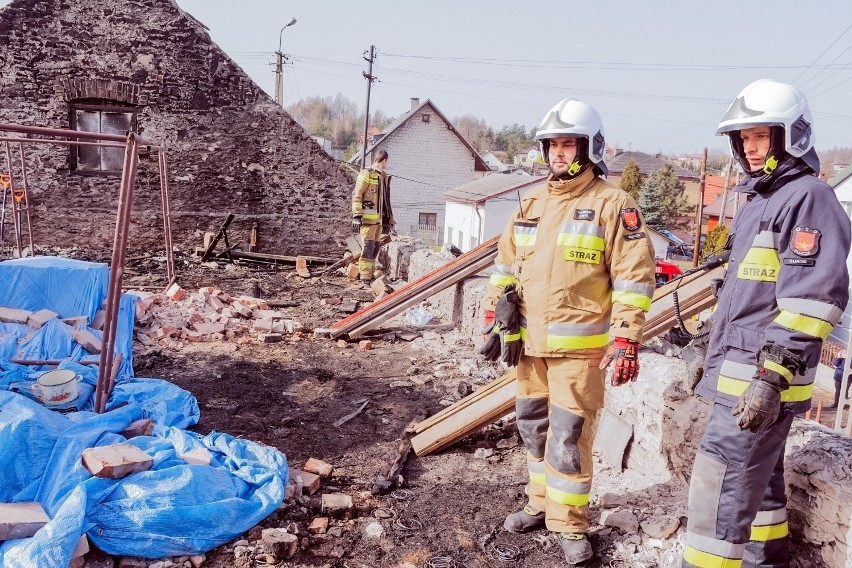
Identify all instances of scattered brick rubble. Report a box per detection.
[131,286,305,351]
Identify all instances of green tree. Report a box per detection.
[637,175,666,229]
[619,158,643,200]
[652,163,692,229]
[494,123,535,160]
[702,224,729,261]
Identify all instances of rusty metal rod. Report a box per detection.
[0,137,127,149]
[17,142,34,254]
[11,359,100,366]
[158,149,176,285]
[0,123,156,146]
[95,134,139,413]
[3,140,22,258]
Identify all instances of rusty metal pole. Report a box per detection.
[3,141,22,258]
[17,142,35,254]
[158,149,176,285]
[94,133,139,413]
[691,147,708,267]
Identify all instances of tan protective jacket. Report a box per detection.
[486,168,656,358]
[352,168,391,227]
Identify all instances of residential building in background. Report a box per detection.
[350,98,489,245]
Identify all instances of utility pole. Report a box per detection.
[692,147,708,267]
[274,18,297,106]
[718,157,733,229]
[361,45,377,167]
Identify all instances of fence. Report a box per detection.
[408,224,443,247]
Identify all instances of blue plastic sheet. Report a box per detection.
[0,257,289,565]
[0,257,109,320]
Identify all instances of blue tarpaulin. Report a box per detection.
[0,257,288,566]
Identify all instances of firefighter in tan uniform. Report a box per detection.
[481,99,655,565]
[351,149,394,287]
[682,81,850,568]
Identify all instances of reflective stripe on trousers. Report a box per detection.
[516,355,604,533]
[682,403,793,568]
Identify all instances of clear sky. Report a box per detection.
[4,0,852,154]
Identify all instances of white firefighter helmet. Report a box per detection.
[717,79,818,173]
[535,99,608,175]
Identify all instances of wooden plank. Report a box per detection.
[412,378,517,456]
[412,370,517,434]
[330,237,499,339]
[200,213,235,263]
[229,250,336,265]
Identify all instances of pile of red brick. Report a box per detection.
[133,284,304,351]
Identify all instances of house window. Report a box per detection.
[419,213,437,226]
[421,114,431,123]
[69,100,138,174]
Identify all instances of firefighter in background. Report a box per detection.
[682,80,850,568]
[481,99,655,565]
[351,149,394,287]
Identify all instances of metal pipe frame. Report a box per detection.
[94,133,139,414]
[2,140,24,257]
[0,123,175,413]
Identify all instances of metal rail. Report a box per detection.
[0,123,175,413]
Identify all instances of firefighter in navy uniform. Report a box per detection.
[351,149,394,287]
[481,99,655,565]
[683,80,850,568]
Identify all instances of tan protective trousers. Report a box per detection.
[516,355,604,533]
[358,224,382,280]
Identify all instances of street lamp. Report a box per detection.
[275,18,297,106]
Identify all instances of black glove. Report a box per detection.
[732,342,803,432]
[732,378,784,432]
[479,286,523,366]
[352,215,362,232]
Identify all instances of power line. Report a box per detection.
[791,23,852,84]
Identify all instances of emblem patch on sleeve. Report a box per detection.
[791,227,820,257]
[621,208,641,231]
[574,209,596,221]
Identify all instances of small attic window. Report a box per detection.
[69,100,138,175]
[422,114,431,123]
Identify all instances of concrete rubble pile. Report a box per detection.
[131,285,304,350]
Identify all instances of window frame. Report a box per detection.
[418,212,437,227]
[68,100,139,176]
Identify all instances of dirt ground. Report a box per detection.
[41,247,830,568]
[113,251,690,568]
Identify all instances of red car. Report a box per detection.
[654,259,683,287]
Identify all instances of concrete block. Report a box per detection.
[290,469,320,495]
[166,283,186,302]
[82,444,154,479]
[192,322,226,335]
[61,315,89,327]
[321,493,353,514]
[260,528,297,560]
[295,256,311,278]
[0,306,31,325]
[120,418,153,439]
[358,340,373,350]
[308,517,329,534]
[70,328,102,354]
[26,308,59,329]
[91,310,106,331]
[303,458,333,479]
[0,502,50,541]
[346,263,360,280]
[593,408,633,471]
[179,447,212,466]
[207,296,226,311]
[259,333,284,344]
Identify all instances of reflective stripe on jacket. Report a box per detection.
[352,168,389,225]
[696,170,851,414]
[485,168,656,358]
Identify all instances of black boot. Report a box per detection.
[826,383,841,410]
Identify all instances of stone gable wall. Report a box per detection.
[0,0,353,257]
